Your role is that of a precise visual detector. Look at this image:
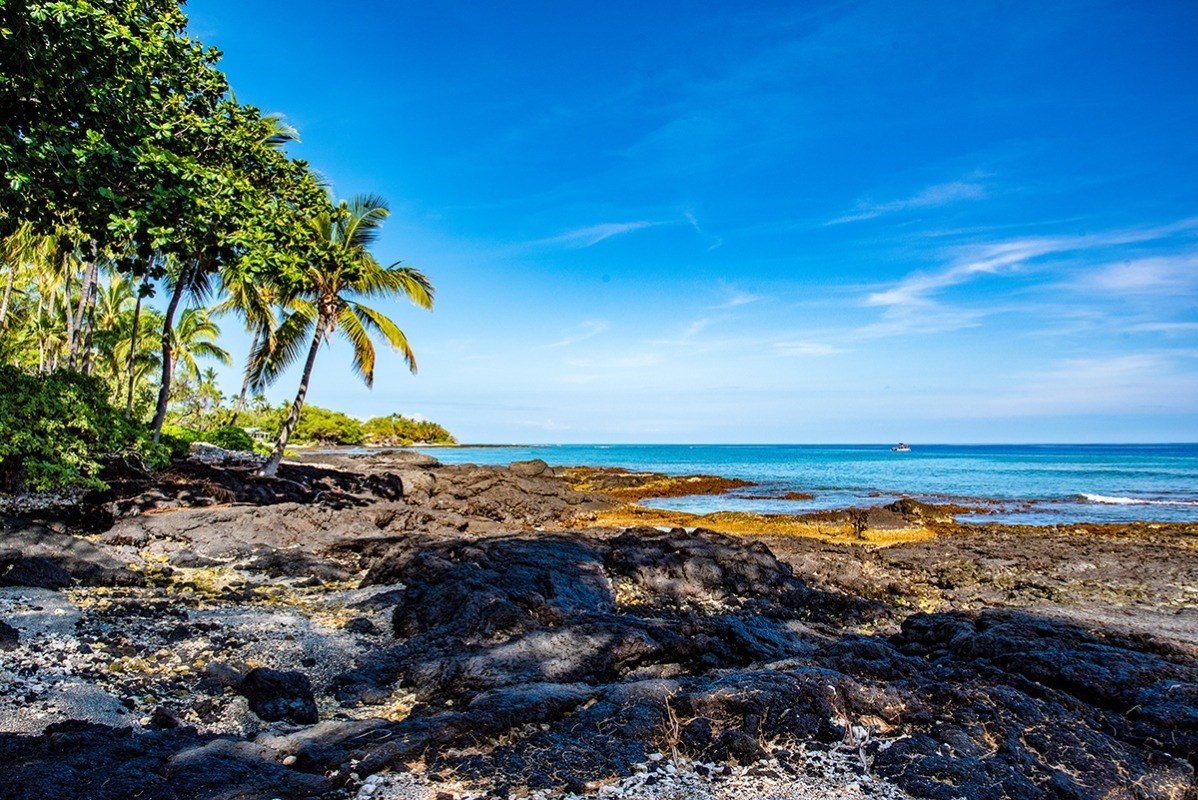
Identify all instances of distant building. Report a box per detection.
[242,427,272,443]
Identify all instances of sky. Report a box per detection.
[185,0,1198,443]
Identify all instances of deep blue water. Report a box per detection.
[410,444,1198,525]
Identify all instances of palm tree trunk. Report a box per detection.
[125,283,145,417]
[0,267,14,328]
[259,318,326,477]
[68,248,98,370]
[81,282,98,375]
[150,265,191,440]
[36,291,45,372]
[229,328,261,426]
[62,256,75,368]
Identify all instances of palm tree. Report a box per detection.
[252,194,433,477]
[170,306,231,383]
[149,254,217,438]
[213,271,285,425]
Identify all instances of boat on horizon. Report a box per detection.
[891,442,911,452]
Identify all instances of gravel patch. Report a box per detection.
[352,749,916,800]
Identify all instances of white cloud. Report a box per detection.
[1127,321,1198,335]
[865,236,1067,307]
[530,221,659,249]
[1081,255,1198,294]
[829,180,987,225]
[774,341,843,356]
[864,218,1198,312]
[967,354,1198,417]
[545,320,609,348]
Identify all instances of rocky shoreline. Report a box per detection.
[1,451,1195,799]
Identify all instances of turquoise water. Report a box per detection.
[411,444,1198,525]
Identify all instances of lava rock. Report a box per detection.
[0,522,142,586]
[0,619,18,650]
[238,668,319,724]
[0,554,72,589]
[508,459,551,477]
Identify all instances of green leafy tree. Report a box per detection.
[251,195,433,476]
[0,365,162,492]
[292,406,364,445]
[361,413,455,445]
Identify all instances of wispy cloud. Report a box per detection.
[527,212,729,251]
[968,354,1198,417]
[1079,255,1198,295]
[545,320,609,348]
[864,236,1064,307]
[829,180,987,225]
[866,218,1198,309]
[530,221,659,249]
[774,341,843,356]
[1127,321,1198,335]
[684,211,724,251]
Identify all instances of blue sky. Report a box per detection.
[186,0,1198,443]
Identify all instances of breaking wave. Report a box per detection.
[1079,493,1198,507]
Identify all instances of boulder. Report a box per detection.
[509,458,551,477]
[0,619,18,650]
[0,553,72,589]
[0,521,142,586]
[238,668,319,725]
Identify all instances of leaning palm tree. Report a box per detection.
[251,194,434,477]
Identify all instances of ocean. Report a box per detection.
[411,443,1198,525]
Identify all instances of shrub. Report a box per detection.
[202,425,256,452]
[159,424,201,460]
[0,366,160,492]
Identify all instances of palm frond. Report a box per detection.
[189,341,233,366]
[341,194,390,252]
[352,301,418,373]
[261,113,300,149]
[353,262,435,309]
[337,306,377,387]
[249,300,318,391]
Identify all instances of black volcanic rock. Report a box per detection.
[0,619,18,650]
[238,668,319,725]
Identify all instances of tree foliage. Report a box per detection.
[362,413,455,446]
[0,1,439,489]
[0,364,163,492]
[292,406,363,446]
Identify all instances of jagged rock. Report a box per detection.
[335,531,853,708]
[343,616,379,636]
[0,619,18,650]
[187,441,265,468]
[509,458,551,477]
[238,668,319,724]
[321,531,1198,797]
[0,721,332,800]
[0,553,72,589]
[0,520,142,586]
